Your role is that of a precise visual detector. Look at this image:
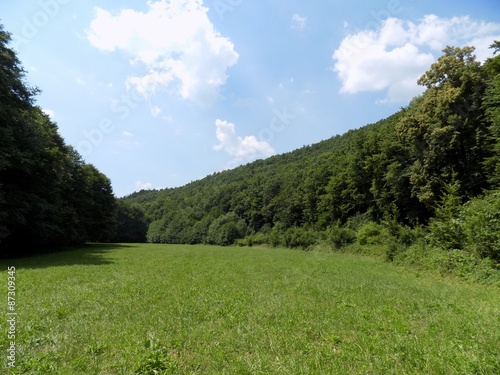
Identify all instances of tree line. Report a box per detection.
[124,43,500,270]
[0,25,146,257]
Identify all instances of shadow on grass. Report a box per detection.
[0,243,141,269]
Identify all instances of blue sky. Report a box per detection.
[2,0,500,197]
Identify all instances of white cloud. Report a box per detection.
[333,15,500,103]
[135,181,154,191]
[213,119,275,166]
[292,14,307,30]
[87,0,239,106]
[122,131,133,137]
[42,109,55,118]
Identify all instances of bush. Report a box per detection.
[345,212,373,231]
[427,189,500,263]
[461,190,500,263]
[284,227,317,250]
[428,180,464,250]
[385,241,406,262]
[327,222,356,249]
[356,222,387,245]
[269,222,286,248]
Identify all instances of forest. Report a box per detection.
[0,26,117,256]
[123,42,500,279]
[1,21,499,279]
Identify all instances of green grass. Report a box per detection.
[1,244,499,374]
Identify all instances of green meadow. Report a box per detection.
[1,244,499,374]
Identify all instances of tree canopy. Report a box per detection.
[123,44,500,258]
[0,26,116,256]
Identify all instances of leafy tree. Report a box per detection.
[146,218,166,243]
[71,164,116,242]
[397,46,489,210]
[111,201,148,243]
[0,24,116,256]
[482,41,500,187]
[206,212,247,246]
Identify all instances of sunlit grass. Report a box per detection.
[1,244,499,374]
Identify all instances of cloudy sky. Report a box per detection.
[2,0,500,196]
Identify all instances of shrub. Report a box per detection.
[461,190,500,263]
[385,241,405,262]
[345,212,373,231]
[284,227,317,250]
[269,222,286,248]
[356,222,387,245]
[327,222,356,249]
[428,180,464,250]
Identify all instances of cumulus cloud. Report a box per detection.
[333,15,500,103]
[213,119,275,166]
[87,0,239,106]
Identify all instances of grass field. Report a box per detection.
[1,244,499,374]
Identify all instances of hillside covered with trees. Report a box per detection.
[123,42,500,278]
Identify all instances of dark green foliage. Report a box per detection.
[111,201,148,243]
[356,222,387,246]
[397,46,489,210]
[283,226,317,250]
[206,212,247,246]
[428,184,500,263]
[327,221,356,249]
[460,190,500,262]
[482,42,500,187]
[0,25,116,256]
[428,179,464,250]
[146,218,166,244]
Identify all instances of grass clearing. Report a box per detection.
[1,244,499,374]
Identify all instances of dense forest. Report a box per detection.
[1,19,500,278]
[0,26,146,257]
[122,42,500,275]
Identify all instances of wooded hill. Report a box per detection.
[123,43,500,270]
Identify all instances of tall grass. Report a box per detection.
[1,244,499,374]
